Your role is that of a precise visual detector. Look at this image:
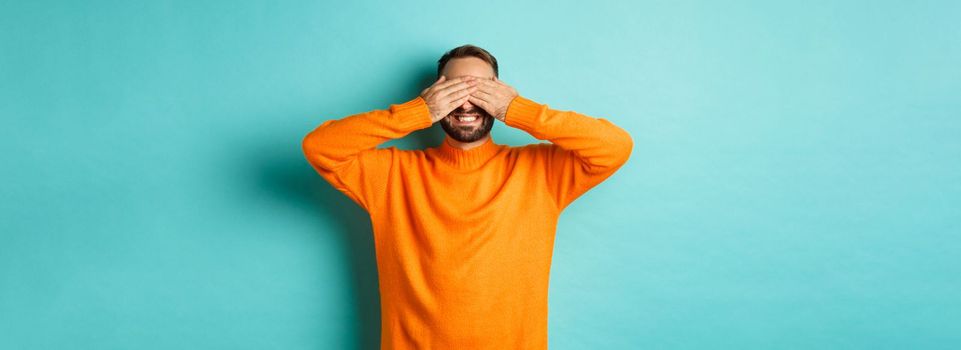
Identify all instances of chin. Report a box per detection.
[440,115,494,143]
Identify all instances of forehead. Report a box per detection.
[442,57,495,78]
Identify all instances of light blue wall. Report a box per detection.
[2,1,959,349]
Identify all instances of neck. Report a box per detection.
[446,134,491,151]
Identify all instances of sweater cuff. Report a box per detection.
[390,96,434,131]
[503,95,544,132]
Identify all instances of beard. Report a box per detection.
[440,106,495,143]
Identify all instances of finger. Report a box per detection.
[439,93,472,118]
[452,85,478,100]
[435,82,474,102]
[468,95,493,113]
[426,79,463,98]
[470,97,497,118]
[449,93,471,108]
[435,80,477,98]
[470,87,495,102]
[474,78,502,91]
[472,81,503,97]
[441,85,477,105]
[432,76,473,92]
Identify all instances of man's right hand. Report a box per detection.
[419,75,478,123]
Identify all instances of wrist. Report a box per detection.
[502,95,542,131]
[391,96,434,130]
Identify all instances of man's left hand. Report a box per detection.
[468,76,518,122]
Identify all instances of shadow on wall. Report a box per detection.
[270,163,383,349]
[249,62,443,349]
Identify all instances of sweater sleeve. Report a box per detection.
[504,95,634,211]
[301,96,433,212]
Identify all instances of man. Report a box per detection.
[302,44,633,349]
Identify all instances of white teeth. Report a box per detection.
[458,116,477,122]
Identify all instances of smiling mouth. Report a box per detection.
[451,114,481,124]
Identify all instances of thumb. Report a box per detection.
[438,75,446,82]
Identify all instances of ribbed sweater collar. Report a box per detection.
[434,136,502,170]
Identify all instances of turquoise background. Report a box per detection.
[2,0,959,349]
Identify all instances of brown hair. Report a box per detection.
[437,44,499,78]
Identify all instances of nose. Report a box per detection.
[460,98,473,110]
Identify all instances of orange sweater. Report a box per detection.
[302,94,633,349]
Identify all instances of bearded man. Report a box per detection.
[302,44,633,349]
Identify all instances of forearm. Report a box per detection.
[503,95,633,172]
[302,96,432,172]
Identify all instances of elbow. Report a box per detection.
[301,129,334,170]
[302,118,338,158]
[612,128,634,167]
[584,129,633,174]
[301,119,336,155]
[301,136,320,168]
[301,132,316,156]
[301,132,319,160]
